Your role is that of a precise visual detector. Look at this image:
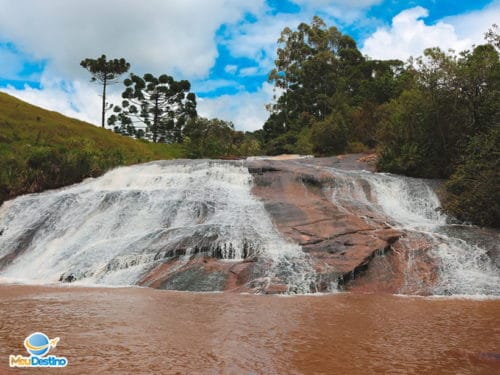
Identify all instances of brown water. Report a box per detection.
[0,285,499,375]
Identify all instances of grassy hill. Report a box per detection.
[0,92,185,204]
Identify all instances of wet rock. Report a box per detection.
[59,273,76,283]
[265,283,289,294]
[247,158,406,292]
[159,267,227,292]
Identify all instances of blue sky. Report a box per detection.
[0,0,498,131]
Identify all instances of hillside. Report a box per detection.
[0,92,185,204]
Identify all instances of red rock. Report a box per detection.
[247,158,434,294]
[265,283,289,294]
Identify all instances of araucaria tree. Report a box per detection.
[80,55,130,128]
[109,73,197,143]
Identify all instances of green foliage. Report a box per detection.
[80,55,130,127]
[373,28,499,226]
[376,89,445,177]
[264,16,404,156]
[263,18,498,227]
[443,127,500,227]
[311,111,348,155]
[264,132,299,155]
[0,92,185,205]
[346,141,368,153]
[80,55,130,82]
[183,117,234,158]
[109,73,197,143]
[268,16,365,133]
[294,127,314,154]
[376,41,499,180]
[183,117,262,158]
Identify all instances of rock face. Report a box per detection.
[247,156,410,293]
[135,154,425,294]
[3,154,496,294]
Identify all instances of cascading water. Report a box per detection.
[0,160,314,292]
[326,167,500,296]
[1,158,497,296]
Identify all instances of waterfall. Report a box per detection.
[0,160,314,291]
[0,158,497,296]
[327,167,499,296]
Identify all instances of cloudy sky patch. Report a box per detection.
[0,0,497,131]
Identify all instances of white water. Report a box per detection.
[0,160,497,296]
[327,167,500,296]
[0,160,314,292]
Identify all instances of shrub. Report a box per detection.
[310,111,348,155]
[443,127,500,227]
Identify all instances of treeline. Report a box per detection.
[257,17,498,227]
[258,16,407,155]
[80,57,261,158]
[377,41,499,227]
[81,19,498,227]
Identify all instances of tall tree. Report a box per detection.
[109,73,197,143]
[267,16,364,133]
[80,55,130,128]
[376,38,499,180]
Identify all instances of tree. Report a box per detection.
[264,16,404,155]
[110,73,196,143]
[485,24,500,51]
[267,16,365,132]
[443,127,500,227]
[183,117,234,157]
[80,55,130,128]
[311,111,348,155]
[376,41,499,179]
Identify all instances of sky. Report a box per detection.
[0,0,498,132]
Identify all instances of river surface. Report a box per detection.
[0,285,498,375]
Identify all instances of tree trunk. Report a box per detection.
[153,95,159,143]
[102,76,107,128]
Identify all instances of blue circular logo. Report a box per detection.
[24,332,51,357]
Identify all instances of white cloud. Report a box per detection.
[0,0,268,129]
[239,67,259,77]
[0,0,265,79]
[223,13,303,75]
[3,75,274,132]
[197,82,274,131]
[224,65,238,74]
[222,0,381,76]
[443,1,500,44]
[361,3,500,60]
[192,79,243,94]
[1,75,122,126]
[2,0,498,132]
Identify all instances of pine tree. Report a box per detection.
[80,55,130,128]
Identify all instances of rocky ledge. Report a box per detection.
[135,154,441,294]
[248,155,407,293]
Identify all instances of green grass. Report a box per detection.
[0,92,186,204]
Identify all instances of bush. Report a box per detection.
[346,141,368,153]
[310,111,348,155]
[264,132,299,155]
[443,128,500,227]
